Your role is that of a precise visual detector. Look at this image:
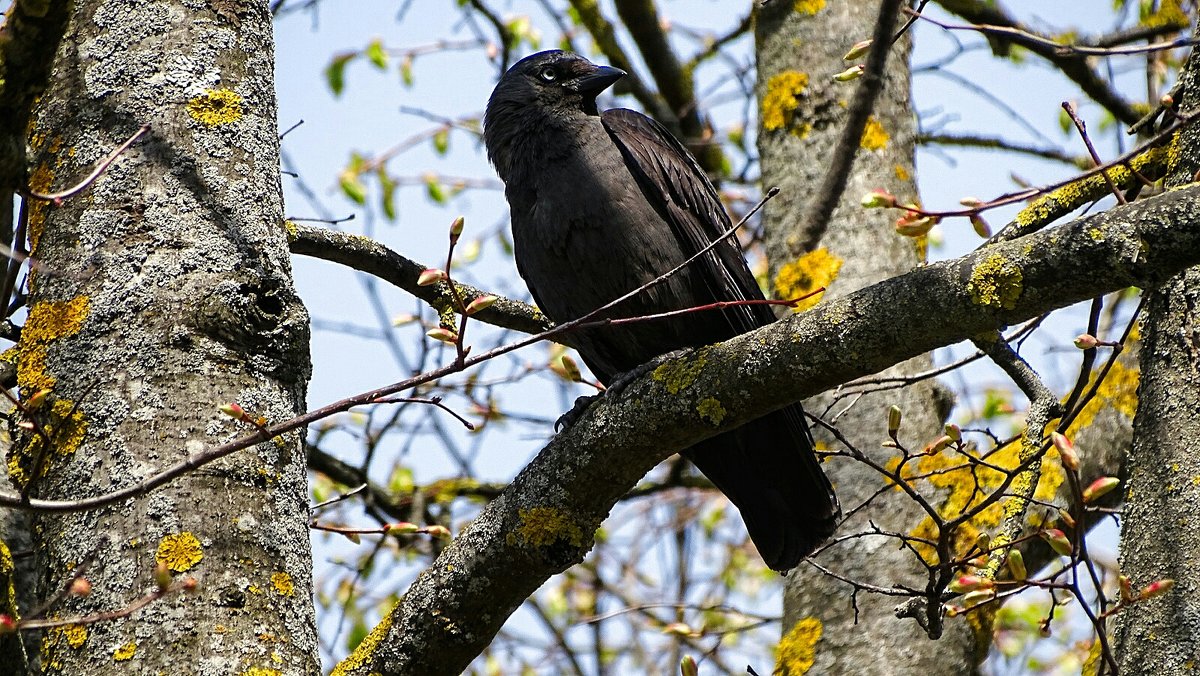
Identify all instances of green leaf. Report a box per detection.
[432,128,450,155]
[388,465,414,495]
[339,169,367,205]
[376,166,397,220]
[425,174,446,204]
[366,38,388,70]
[325,52,356,96]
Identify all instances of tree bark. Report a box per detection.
[756,2,980,673]
[1114,48,1200,675]
[13,1,316,673]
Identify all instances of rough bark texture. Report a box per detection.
[756,2,978,673]
[1114,49,1200,675]
[335,177,1200,675]
[12,1,316,673]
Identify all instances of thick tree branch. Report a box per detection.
[342,184,1200,675]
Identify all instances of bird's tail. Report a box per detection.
[683,403,839,571]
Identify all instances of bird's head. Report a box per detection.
[484,51,625,180]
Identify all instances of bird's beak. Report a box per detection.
[567,65,626,95]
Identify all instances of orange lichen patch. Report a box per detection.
[773,248,843,312]
[8,398,89,489]
[506,507,583,549]
[762,71,810,133]
[859,116,888,151]
[893,164,910,182]
[270,571,295,597]
[155,532,204,572]
[113,642,137,661]
[187,88,244,126]
[18,296,90,393]
[775,616,823,674]
[793,0,825,14]
[331,610,393,676]
[1067,360,1139,432]
[889,439,1064,565]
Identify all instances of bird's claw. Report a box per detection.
[555,394,600,432]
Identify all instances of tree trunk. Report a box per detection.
[13,1,316,673]
[756,2,978,673]
[1114,48,1200,675]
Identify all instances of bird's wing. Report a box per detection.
[600,108,775,333]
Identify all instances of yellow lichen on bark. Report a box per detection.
[187,88,244,126]
[1067,360,1139,432]
[967,254,1023,310]
[241,668,283,676]
[270,571,295,597]
[156,532,204,572]
[775,616,823,674]
[507,507,584,549]
[652,349,708,394]
[696,397,727,426]
[331,610,393,676]
[762,71,810,133]
[859,116,888,150]
[18,296,90,393]
[773,248,843,312]
[793,0,825,14]
[8,398,90,489]
[113,642,137,661]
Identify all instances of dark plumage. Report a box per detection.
[484,50,839,571]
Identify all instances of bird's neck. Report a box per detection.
[487,105,599,188]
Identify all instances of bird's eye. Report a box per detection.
[538,67,557,82]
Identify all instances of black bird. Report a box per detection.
[484,50,839,571]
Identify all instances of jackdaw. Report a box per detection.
[484,50,839,571]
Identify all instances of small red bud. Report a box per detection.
[1082,476,1120,503]
[1040,528,1073,556]
[386,522,421,535]
[969,214,991,238]
[1140,578,1175,599]
[1074,333,1099,350]
[1057,508,1077,529]
[832,64,865,82]
[220,403,249,422]
[922,435,953,455]
[425,328,459,344]
[944,423,961,442]
[895,214,938,237]
[1052,432,1080,471]
[0,614,15,634]
[422,525,452,539]
[69,577,92,597]
[417,268,448,286]
[662,622,694,637]
[680,655,698,676]
[181,577,199,593]
[959,196,983,208]
[843,39,873,61]
[464,294,498,315]
[949,575,991,593]
[25,388,51,411]
[449,216,465,238]
[861,189,897,209]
